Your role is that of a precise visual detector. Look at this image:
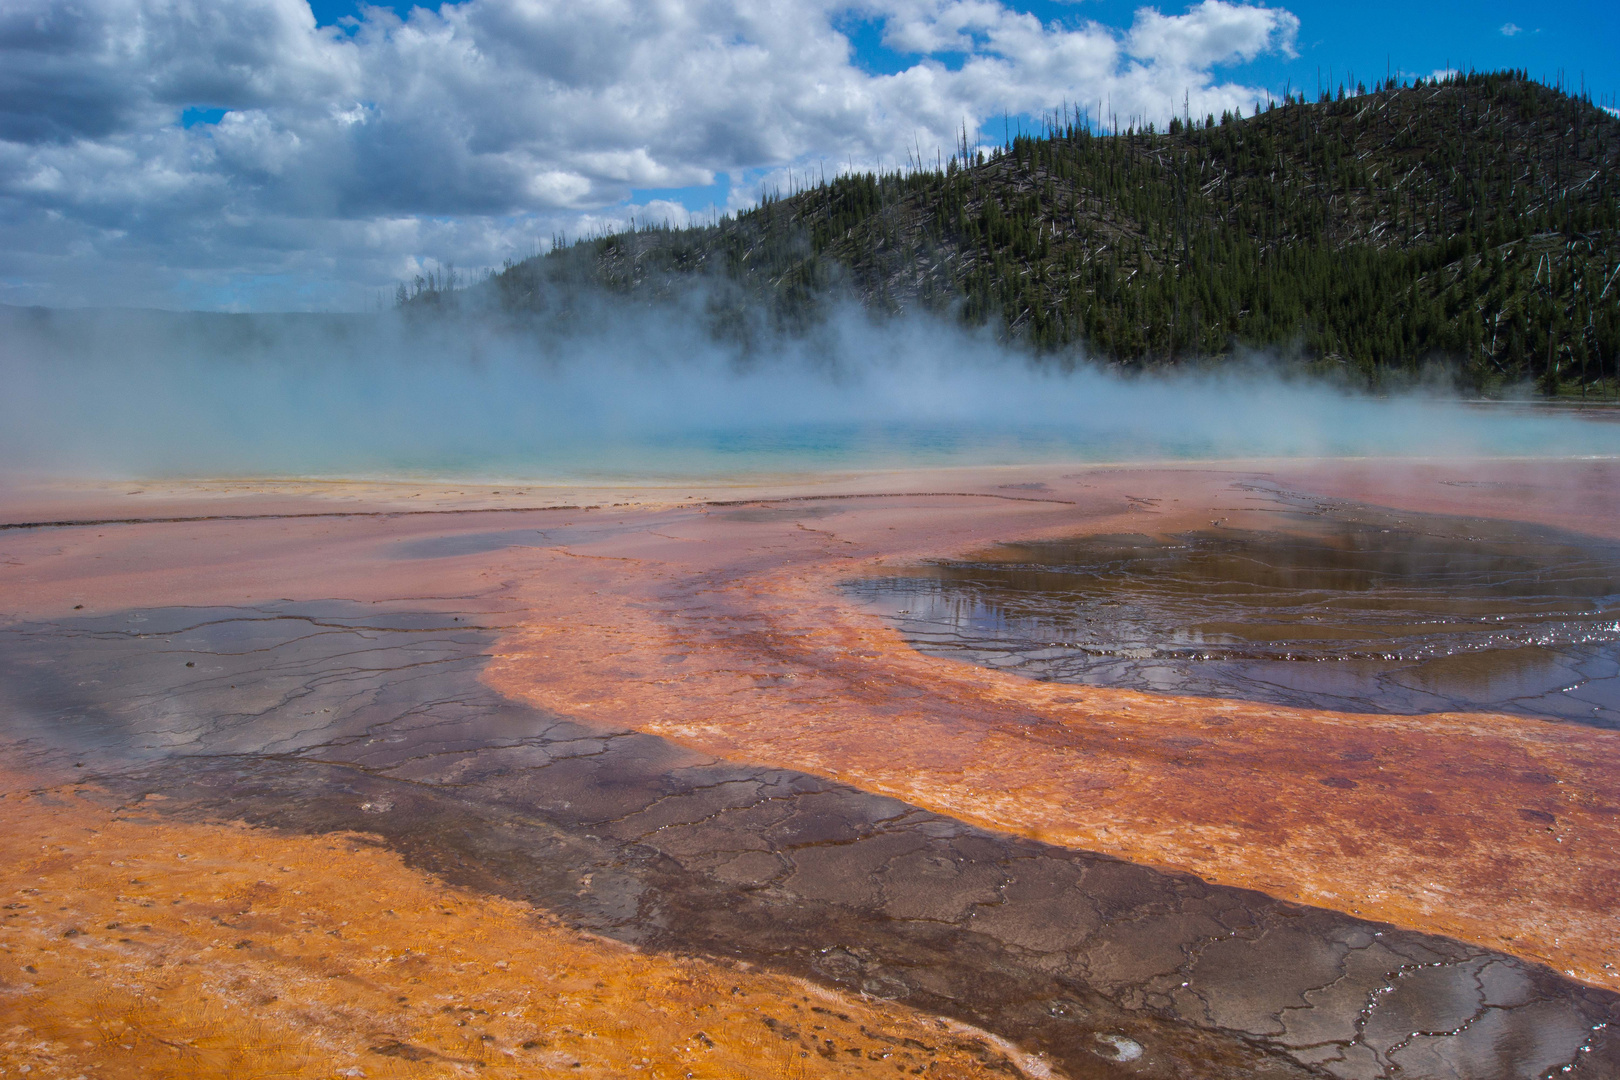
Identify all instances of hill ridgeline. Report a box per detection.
[422,72,1619,392]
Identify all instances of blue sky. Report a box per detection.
[4,0,1616,310]
[314,0,1620,105]
[858,2,1617,94]
[312,0,1620,217]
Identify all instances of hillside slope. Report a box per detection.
[477,72,1619,389]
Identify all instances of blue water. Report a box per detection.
[359,409,1620,483]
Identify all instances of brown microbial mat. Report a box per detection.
[848,506,1620,725]
[1,601,1617,1079]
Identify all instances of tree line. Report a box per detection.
[460,71,1619,393]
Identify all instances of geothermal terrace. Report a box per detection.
[1,458,1616,1079]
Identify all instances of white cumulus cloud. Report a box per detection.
[0,0,1302,309]
[1126,0,1297,70]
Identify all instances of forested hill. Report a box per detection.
[473,71,1619,390]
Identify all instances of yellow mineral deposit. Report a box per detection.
[0,775,1041,1079]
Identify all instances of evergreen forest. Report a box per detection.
[422,72,1620,392]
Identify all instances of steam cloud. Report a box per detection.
[1,300,1615,481]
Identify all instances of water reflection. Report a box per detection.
[848,513,1620,725]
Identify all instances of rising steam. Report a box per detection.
[1,299,1615,481]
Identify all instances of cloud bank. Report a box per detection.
[0,0,1299,310]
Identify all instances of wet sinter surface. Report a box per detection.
[848,507,1620,725]
[1,603,1616,1079]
